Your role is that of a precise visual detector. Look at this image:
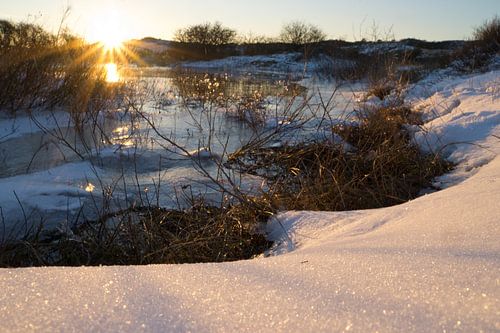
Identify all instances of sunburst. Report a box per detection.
[88,9,127,51]
[83,8,146,82]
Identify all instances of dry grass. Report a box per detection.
[228,104,451,211]
[0,198,273,267]
[452,16,500,72]
[473,15,500,52]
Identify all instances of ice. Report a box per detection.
[0,162,102,232]
[0,109,72,142]
[184,147,221,161]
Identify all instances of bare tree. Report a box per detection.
[279,21,326,45]
[174,22,236,46]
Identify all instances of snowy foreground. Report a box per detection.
[0,70,499,332]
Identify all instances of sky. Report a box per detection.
[1,0,499,42]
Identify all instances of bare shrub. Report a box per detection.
[171,70,229,107]
[452,16,500,72]
[279,21,326,45]
[0,20,59,111]
[473,15,500,52]
[174,22,236,56]
[0,20,118,117]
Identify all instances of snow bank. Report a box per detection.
[411,70,500,186]
[355,41,416,55]
[0,70,499,332]
[180,53,305,77]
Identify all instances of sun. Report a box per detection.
[82,7,145,81]
[88,9,128,51]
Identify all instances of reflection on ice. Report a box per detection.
[113,126,129,136]
[111,126,135,147]
[105,63,120,83]
[85,183,95,192]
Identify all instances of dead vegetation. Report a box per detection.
[452,16,500,72]
[228,103,452,211]
[0,198,273,267]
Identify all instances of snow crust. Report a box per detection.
[0,70,499,332]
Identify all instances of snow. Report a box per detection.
[0,69,499,332]
[354,41,416,55]
[180,53,333,78]
[179,52,356,82]
[411,70,500,186]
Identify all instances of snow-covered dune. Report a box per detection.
[0,70,499,332]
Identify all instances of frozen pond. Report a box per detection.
[0,68,360,235]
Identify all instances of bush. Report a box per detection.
[174,22,236,54]
[452,16,500,72]
[473,15,500,53]
[0,20,59,111]
[279,21,326,45]
[0,20,117,116]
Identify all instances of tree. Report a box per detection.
[279,21,326,45]
[174,22,236,46]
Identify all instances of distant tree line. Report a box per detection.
[173,21,327,46]
[131,17,499,69]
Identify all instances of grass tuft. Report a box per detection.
[0,199,273,267]
[228,104,452,211]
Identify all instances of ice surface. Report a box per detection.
[0,161,103,232]
[0,69,499,332]
[0,110,72,142]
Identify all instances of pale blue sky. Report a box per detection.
[1,0,499,41]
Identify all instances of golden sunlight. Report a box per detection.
[88,9,128,51]
[105,63,120,83]
[84,183,95,193]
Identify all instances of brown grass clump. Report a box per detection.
[0,199,273,267]
[228,104,452,211]
[473,15,500,53]
[452,16,500,72]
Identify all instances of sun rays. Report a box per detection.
[87,8,128,50]
[77,7,146,82]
